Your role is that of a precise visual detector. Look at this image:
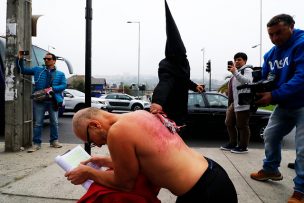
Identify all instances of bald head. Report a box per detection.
[72,107,101,140]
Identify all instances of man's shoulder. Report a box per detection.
[55,69,65,75]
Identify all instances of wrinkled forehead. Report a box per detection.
[268,22,290,32]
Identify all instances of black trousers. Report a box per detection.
[176,157,238,203]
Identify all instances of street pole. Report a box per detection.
[127,21,140,98]
[85,0,92,154]
[5,0,32,151]
[259,0,262,67]
[201,48,205,84]
[48,45,55,52]
[209,68,211,91]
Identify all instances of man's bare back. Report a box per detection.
[67,108,237,202]
[109,110,208,195]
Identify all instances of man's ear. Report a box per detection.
[89,120,101,129]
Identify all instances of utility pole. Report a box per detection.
[85,0,92,154]
[5,0,32,151]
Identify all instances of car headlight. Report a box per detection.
[98,101,106,104]
[91,100,99,104]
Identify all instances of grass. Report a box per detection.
[260,105,275,111]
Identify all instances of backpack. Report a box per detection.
[240,66,262,83]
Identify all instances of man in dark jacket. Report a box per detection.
[18,52,66,152]
[150,0,204,127]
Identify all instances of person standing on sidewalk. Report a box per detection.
[220,52,253,154]
[150,0,204,129]
[250,14,304,203]
[18,52,66,152]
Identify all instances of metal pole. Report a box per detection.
[85,0,92,155]
[137,22,141,98]
[259,0,262,67]
[127,21,140,98]
[209,70,211,91]
[201,48,205,84]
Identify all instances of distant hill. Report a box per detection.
[95,74,226,91]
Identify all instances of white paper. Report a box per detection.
[55,145,99,190]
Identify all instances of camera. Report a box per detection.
[237,79,276,111]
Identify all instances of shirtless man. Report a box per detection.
[66,107,237,202]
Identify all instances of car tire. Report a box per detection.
[258,125,266,141]
[131,104,143,111]
[74,103,86,112]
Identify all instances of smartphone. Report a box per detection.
[227,61,233,70]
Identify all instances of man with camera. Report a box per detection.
[220,52,253,154]
[250,14,304,203]
[18,52,66,152]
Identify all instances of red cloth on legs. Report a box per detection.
[77,173,161,203]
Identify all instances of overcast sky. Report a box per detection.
[1,0,304,83]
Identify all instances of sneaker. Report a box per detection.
[27,144,41,153]
[250,169,283,181]
[220,143,236,151]
[50,140,62,148]
[288,191,304,203]
[231,146,248,154]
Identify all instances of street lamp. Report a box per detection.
[252,43,262,67]
[201,48,205,84]
[259,0,263,67]
[48,45,55,52]
[127,21,141,98]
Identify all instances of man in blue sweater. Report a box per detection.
[18,52,66,152]
[250,14,304,203]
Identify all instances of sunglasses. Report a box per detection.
[86,125,96,148]
[43,58,53,61]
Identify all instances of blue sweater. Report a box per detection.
[18,59,67,104]
[262,29,304,109]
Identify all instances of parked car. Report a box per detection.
[63,89,106,113]
[103,93,151,112]
[185,91,272,141]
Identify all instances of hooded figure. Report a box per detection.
[152,0,202,126]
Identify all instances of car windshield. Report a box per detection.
[67,89,85,97]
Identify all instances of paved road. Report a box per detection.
[41,112,296,150]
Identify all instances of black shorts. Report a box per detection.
[176,157,237,203]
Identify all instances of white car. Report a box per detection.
[63,89,106,113]
[103,93,151,112]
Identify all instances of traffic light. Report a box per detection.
[206,60,211,73]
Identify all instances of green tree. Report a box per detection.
[218,75,231,95]
[70,78,85,92]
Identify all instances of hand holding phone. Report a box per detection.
[227,61,233,71]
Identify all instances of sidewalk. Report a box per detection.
[0,142,296,203]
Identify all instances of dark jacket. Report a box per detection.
[152,58,198,125]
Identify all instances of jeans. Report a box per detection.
[263,106,304,193]
[33,100,59,144]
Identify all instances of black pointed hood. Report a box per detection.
[164,0,187,58]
